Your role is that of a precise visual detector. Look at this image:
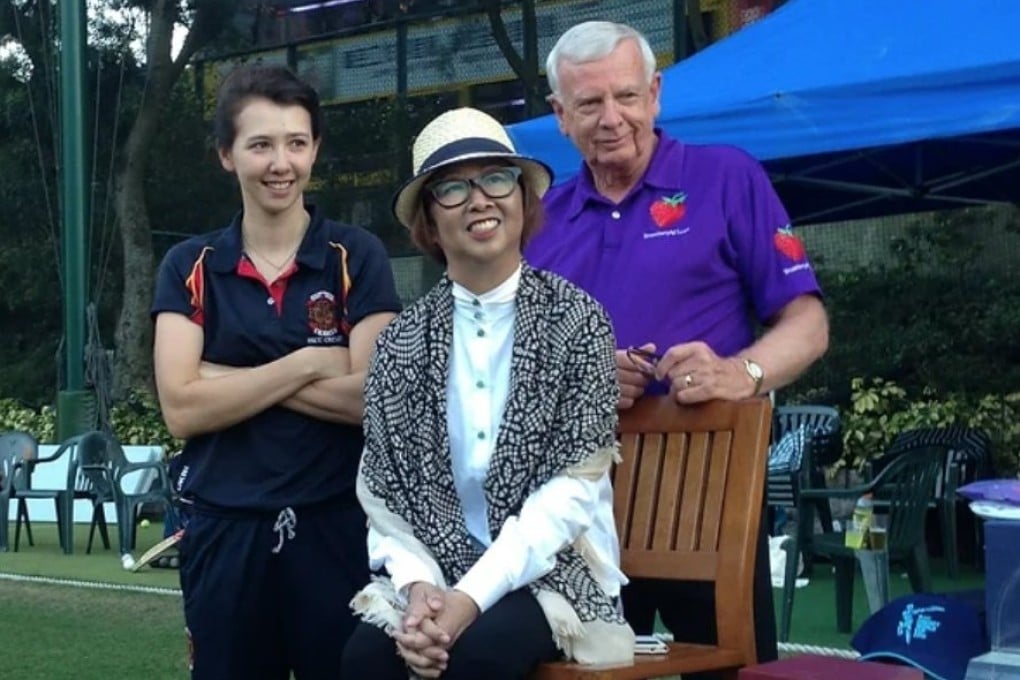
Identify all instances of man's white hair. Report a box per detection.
[545,21,657,97]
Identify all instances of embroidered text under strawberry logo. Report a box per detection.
[650,192,687,228]
[773,225,806,261]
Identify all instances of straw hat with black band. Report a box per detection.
[392,107,553,229]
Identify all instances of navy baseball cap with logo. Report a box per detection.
[851,594,988,680]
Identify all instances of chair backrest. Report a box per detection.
[76,431,120,502]
[888,427,994,498]
[766,406,840,513]
[0,431,40,493]
[772,405,842,466]
[612,396,772,660]
[873,448,945,552]
[0,440,19,496]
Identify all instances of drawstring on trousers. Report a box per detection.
[271,507,297,554]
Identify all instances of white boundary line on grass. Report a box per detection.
[0,573,861,659]
[0,571,182,596]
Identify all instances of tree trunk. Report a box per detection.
[110,1,176,396]
[110,0,233,396]
[112,110,158,396]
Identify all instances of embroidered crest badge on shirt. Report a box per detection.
[649,192,688,228]
[306,290,339,337]
[773,225,806,261]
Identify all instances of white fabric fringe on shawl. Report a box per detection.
[350,445,635,667]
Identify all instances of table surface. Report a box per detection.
[739,655,924,680]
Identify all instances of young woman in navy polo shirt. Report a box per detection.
[151,65,401,679]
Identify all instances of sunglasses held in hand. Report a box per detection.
[625,347,663,375]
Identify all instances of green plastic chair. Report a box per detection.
[13,435,111,555]
[77,431,178,554]
[886,427,994,578]
[1,432,41,551]
[768,406,842,642]
[785,448,943,634]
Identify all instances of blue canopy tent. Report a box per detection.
[507,0,1020,224]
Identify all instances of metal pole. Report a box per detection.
[57,0,90,439]
[673,0,688,62]
[396,18,409,180]
[522,0,538,117]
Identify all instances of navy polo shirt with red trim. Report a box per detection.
[151,205,401,511]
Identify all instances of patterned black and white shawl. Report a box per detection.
[352,263,634,665]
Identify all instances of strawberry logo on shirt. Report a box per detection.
[774,225,806,261]
[649,192,688,228]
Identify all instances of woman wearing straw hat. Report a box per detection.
[342,107,634,678]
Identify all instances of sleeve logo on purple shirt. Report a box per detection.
[773,225,807,261]
[649,192,688,228]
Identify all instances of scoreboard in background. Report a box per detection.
[202,0,678,106]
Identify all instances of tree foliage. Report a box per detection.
[788,206,1020,407]
[0,0,235,404]
[834,377,1020,476]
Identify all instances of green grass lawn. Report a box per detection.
[1,522,185,679]
[2,522,986,679]
[0,521,181,590]
[0,580,186,680]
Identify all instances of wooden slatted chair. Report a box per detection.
[533,396,772,680]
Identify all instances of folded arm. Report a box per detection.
[195,311,396,426]
[153,312,343,439]
[281,311,396,423]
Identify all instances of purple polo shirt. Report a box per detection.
[526,131,821,360]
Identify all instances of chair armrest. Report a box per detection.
[800,486,865,501]
[800,466,888,501]
[33,436,83,464]
[804,450,937,504]
[117,460,166,477]
[115,460,171,494]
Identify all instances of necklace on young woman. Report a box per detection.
[242,215,309,275]
[243,238,300,273]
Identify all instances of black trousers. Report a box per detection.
[180,500,370,680]
[621,496,778,680]
[341,588,559,680]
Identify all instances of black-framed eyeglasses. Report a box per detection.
[625,346,663,375]
[426,166,522,208]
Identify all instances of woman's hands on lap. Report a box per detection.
[394,584,480,677]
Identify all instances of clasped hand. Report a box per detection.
[618,341,755,408]
[393,583,479,678]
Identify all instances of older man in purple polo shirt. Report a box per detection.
[525,20,829,676]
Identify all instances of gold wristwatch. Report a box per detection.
[743,358,764,396]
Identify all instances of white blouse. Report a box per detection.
[366,265,626,612]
